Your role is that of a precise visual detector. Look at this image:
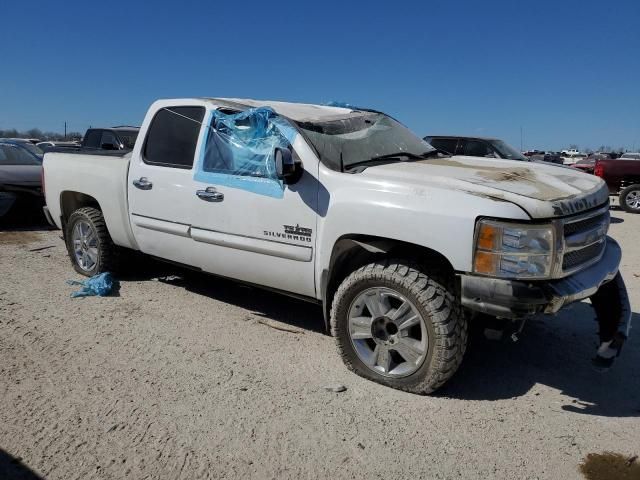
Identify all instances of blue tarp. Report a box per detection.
[67,272,117,298]
[194,107,298,198]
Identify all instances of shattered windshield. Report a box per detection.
[296,112,435,170]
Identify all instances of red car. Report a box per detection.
[594,153,640,213]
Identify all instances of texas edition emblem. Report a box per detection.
[264,224,312,243]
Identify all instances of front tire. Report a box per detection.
[619,184,640,214]
[65,207,118,276]
[330,260,467,394]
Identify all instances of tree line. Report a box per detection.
[0,128,83,141]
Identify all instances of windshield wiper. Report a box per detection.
[346,150,443,170]
[368,151,427,161]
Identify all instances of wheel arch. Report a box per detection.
[320,235,455,332]
[58,190,138,250]
[60,191,101,230]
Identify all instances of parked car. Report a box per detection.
[424,135,528,161]
[0,140,43,217]
[2,138,44,160]
[561,150,586,165]
[573,153,614,174]
[523,149,545,157]
[529,152,564,165]
[81,126,139,151]
[561,148,581,156]
[595,154,640,213]
[43,98,630,393]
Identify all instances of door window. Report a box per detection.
[143,106,205,168]
[194,107,298,198]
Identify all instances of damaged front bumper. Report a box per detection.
[459,236,628,319]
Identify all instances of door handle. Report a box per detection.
[196,186,224,202]
[132,177,153,190]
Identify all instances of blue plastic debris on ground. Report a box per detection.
[67,272,117,298]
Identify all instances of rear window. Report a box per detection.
[20,142,44,157]
[0,144,41,165]
[84,130,102,148]
[117,131,138,149]
[100,131,119,149]
[143,107,205,168]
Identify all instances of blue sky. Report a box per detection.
[2,0,639,151]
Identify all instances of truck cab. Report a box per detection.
[81,127,139,151]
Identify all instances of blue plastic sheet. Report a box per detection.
[194,107,298,198]
[67,272,117,298]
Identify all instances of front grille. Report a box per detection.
[562,241,605,270]
[560,208,609,274]
[563,212,608,235]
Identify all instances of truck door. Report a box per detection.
[127,104,206,267]
[184,108,318,298]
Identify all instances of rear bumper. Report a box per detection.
[459,237,625,318]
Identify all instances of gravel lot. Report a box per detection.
[1,210,638,480]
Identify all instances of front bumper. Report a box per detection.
[459,236,626,319]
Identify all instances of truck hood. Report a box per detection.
[362,156,609,218]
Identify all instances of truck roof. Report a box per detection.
[205,97,358,122]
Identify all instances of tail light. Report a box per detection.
[594,161,604,177]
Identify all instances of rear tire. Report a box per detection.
[65,207,119,276]
[330,259,467,394]
[619,184,640,214]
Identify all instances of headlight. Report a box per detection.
[473,219,556,279]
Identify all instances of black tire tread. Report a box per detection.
[330,259,468,394]
[65,207,120,276]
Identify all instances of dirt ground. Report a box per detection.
[1,210,638,480]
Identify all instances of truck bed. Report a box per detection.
[596,158,640,194]
[44,147,131,157]
[43,151,138,250]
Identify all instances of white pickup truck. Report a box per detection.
[43,98,631,394]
